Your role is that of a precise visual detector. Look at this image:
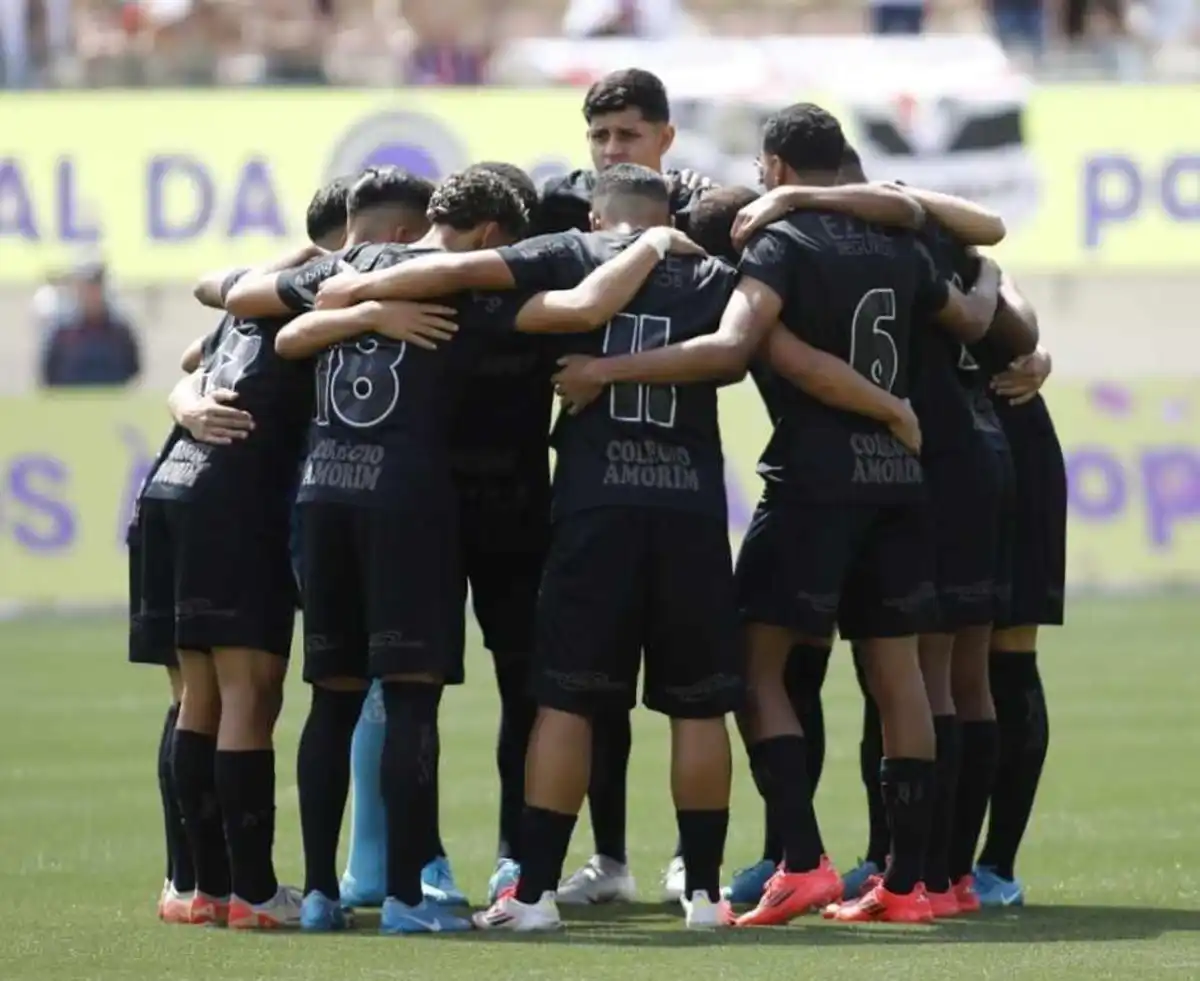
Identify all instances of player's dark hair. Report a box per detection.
[762,103,846,176]
[306,176,351,243]
[583,68,670,124]
[839,143,868,183]
[466,161,540,231]
[347,166,435,219]
[428,169,529,239]
[688,186,759,262]
[593,163,670,209]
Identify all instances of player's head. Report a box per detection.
[427,169,529,250]
[465,161,540,236]
[687,185,759,262]
[346,166,435,244]
[838,143,868,184]
[583,68,674,173]
[590,163,671,231]
[759,103,846,190]
[306,176,351,250]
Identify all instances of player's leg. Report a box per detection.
[841,645,888,900]
[732,502,843,927]
[827,505,939,924]
[475,510,645,931]
[364,508,471,934]
[340,682,387,907]
[644,513,742,927]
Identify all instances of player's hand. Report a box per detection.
[181,388,255,445]
[669,169,717,196]
[886,397,922,456]
[730,190,793,249]
[991,349,1052,405]
[366,300,459,350]
[644,226,706,257]
[553,355,606,415]
[315,266,363,310]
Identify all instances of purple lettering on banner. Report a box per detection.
[1083,155,1140,250]
[0,158,38,241]
[148,155,213,241]
[8,455,74,551]
[56,157,99,243]
[117,425,153,545]
[1140,446,1200,548]
[227,158,286,238]
[359,144,440,180]
[1065,447,1126,520]
[724,462,753,536]
[1161,156,1200,222]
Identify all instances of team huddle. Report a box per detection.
[127,68,1066,934]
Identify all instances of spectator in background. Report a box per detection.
[1,0,72,87]
[991,0,1045,57]
[562,0,698,37]
[401,0,493,84]
[868,0,926,34]
[39,262,141,388]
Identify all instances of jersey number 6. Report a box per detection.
[849,287,898,392]
[603,312,677,428]
[314,337,405,429]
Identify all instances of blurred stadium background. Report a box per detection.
[1,6,1198,979]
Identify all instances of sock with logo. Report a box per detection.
[344,681,387,898]
[950,720,1000,882]
[588,711,631,865]
[978,652,1049,880]
[516,806,577,904]
[158,703,195,892]
[677,809,729,900]
[214,749,279,905]
[880,757,935,895]
[748,736,823,874]
[923,716,962,893]
[381,681,442,907]
[171,728,230,898]
[297,686,367,898]
[494,655,536,862]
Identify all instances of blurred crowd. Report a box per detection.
[0,0,1196,89]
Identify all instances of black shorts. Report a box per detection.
[137,497,297,658]
[736,496,938,641]
[458,481,549,658]
[127,512,177,668]
[925,435,1015,631]
[301,502,464,684]
[534,507,743,719]
[995,398,1067,627]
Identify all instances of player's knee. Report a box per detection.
[313,676,370,693]
[166,666,184,704]
[177,650,220,732]
[990,624,1038,652]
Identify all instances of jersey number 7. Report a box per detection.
[602,313,678,428]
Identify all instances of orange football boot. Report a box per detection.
[826,882,934,923]
[735,856,842,927]
[952,875,982,913]
[926,887,961,918]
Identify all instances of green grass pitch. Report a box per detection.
[1,596,1197,980]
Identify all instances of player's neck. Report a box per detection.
[417,227,459,251]
[784,169,838,188]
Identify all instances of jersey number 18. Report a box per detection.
[314,337,405,429]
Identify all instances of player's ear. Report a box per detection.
[588,210,602,232]
[479,221,505,249]
[658,123,676,158]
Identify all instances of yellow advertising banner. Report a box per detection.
[1,86,1196,282]
[1,381,1197,606]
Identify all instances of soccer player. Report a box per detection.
[131,179,351,926]
[549,105,1000,925]
[537,68,713,903]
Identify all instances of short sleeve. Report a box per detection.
[913,241,950,320]
[219,267,250,303]
[494,232,589,294]
[738,227,796,305]
[275,254,343,313]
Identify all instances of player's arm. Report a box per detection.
[334,250,518,305]
[731,184,923,247]
[929,254,1002,343]
[276,301,458,358]
[986,270,1039,356]
[167,370,255,446]
[225,250,341,318]
[513,228,704,334]
[891,185,1006,246]
[180,336,205,373]
[194,244,322,309]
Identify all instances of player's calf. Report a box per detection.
[917,632,961,904]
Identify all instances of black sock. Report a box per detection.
[158,703,195,891]
[860,699,889,868]
[297,686,367,898]
[747,736,823,873]
[171,728,230,898]
[677,809,728,900]
[494,656,536,862]
[588,711,631,864]
[214,749,279,905]
[923,716,961,893]
[515,806,577,904]
[784,644,831,791]
[950,720,1000,881]
[880,758,935,895]
[380,681,442,906]
[978,652,1049,880]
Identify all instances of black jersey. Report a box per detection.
[537,169,704,236]
[739,211,949,502]
[497,229,737,521]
